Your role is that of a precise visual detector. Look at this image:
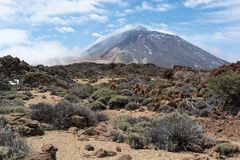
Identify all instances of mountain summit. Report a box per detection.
[82,27,228,69]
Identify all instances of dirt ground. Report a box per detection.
[25,89,62,106]
[27,131,214,160]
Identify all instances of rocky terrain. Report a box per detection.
[80,27,228,70]
[0,55,240,160]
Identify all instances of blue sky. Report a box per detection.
[0,0,239,65]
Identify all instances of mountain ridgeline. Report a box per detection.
[81,27,228,70]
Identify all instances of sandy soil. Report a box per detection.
[74,77,123,85]
[27,131,213,160]
[25,90,62,106]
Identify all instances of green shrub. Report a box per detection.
[50,86,65,96]
[108,96,128,109]
[142,97,155,106]
[157,105,175,113]
[90,101,107,111]
[6,91,32,100]
[110,130,125,143]
[125,102,140,111]
[14,98,25,106]
[0,100,25,114]
[70,84,94,99]
[64,94,79,103]
[90,88,113,104]
[217,143,239,156]
[209,73,240,113]
[110,113,205,152]
[151,112,203,152]
[111,116,132,131]
[29,101,108,129]
[0,126,31,159]
[127,133,144,149]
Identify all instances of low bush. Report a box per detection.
[90,88,113,104]
[49,85,65,96]
[110,112,205,152]
[110,130,125,143]
[108,96,128,109]
[142,97,155,106]
[5,91,32,100]
[151,112,203,152]
[29,101,108,129]
[90,101,107,111]
[0,124,31,159]
[157,105,175,113]
[217,143,239,156]
[64,94,79,103]
[0,99,26,114]
[127,133,144,149]
[208,73,240,113]
[125,102,140,111]
[70,84,94,99]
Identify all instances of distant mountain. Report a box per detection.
[79,26,229,69]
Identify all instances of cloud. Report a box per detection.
[0,29,29,46]
[88,14,108,23]
[136,1,173,12]
[184,0,213,8]
[181,26,240,62]
[0,41,81,65]
[0,0,123,25]
[55,26,75,33]
[91,32,103,38]
[184,0,240,24]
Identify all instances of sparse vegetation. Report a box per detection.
[64,94,79,103]
[69,84,94,99]
[209,73,240,113]
[90,88,113,104]
[217,143,239,156]
[29,101,108,129]
[108,96,129,109]
[150,112,203,152]
[110,112,205,152]
[125,102,140,111]
[90,100,107,111]
[0,118,32,159]
[0,99,26,114]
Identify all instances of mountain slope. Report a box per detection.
[82,27,229,69]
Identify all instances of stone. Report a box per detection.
[67,127,78,134]
[85,145,95,151]
[94,149,117,158]
[41,144,58,153]
[69,115,87,129]
[27,144,58,160]
[116,146,122,152]
[118,154,132,160]
[138,107,145,112]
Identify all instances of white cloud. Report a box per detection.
[136,1,173,12]
[0,41,81,65]
[181,26,240,62]
[88,14,108,23]
[184,0,240,24]
[55,26,74,33]
[184,0,213,8]
[0,0,123,25]
[0,29,28,46]
[91,32,103,38]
